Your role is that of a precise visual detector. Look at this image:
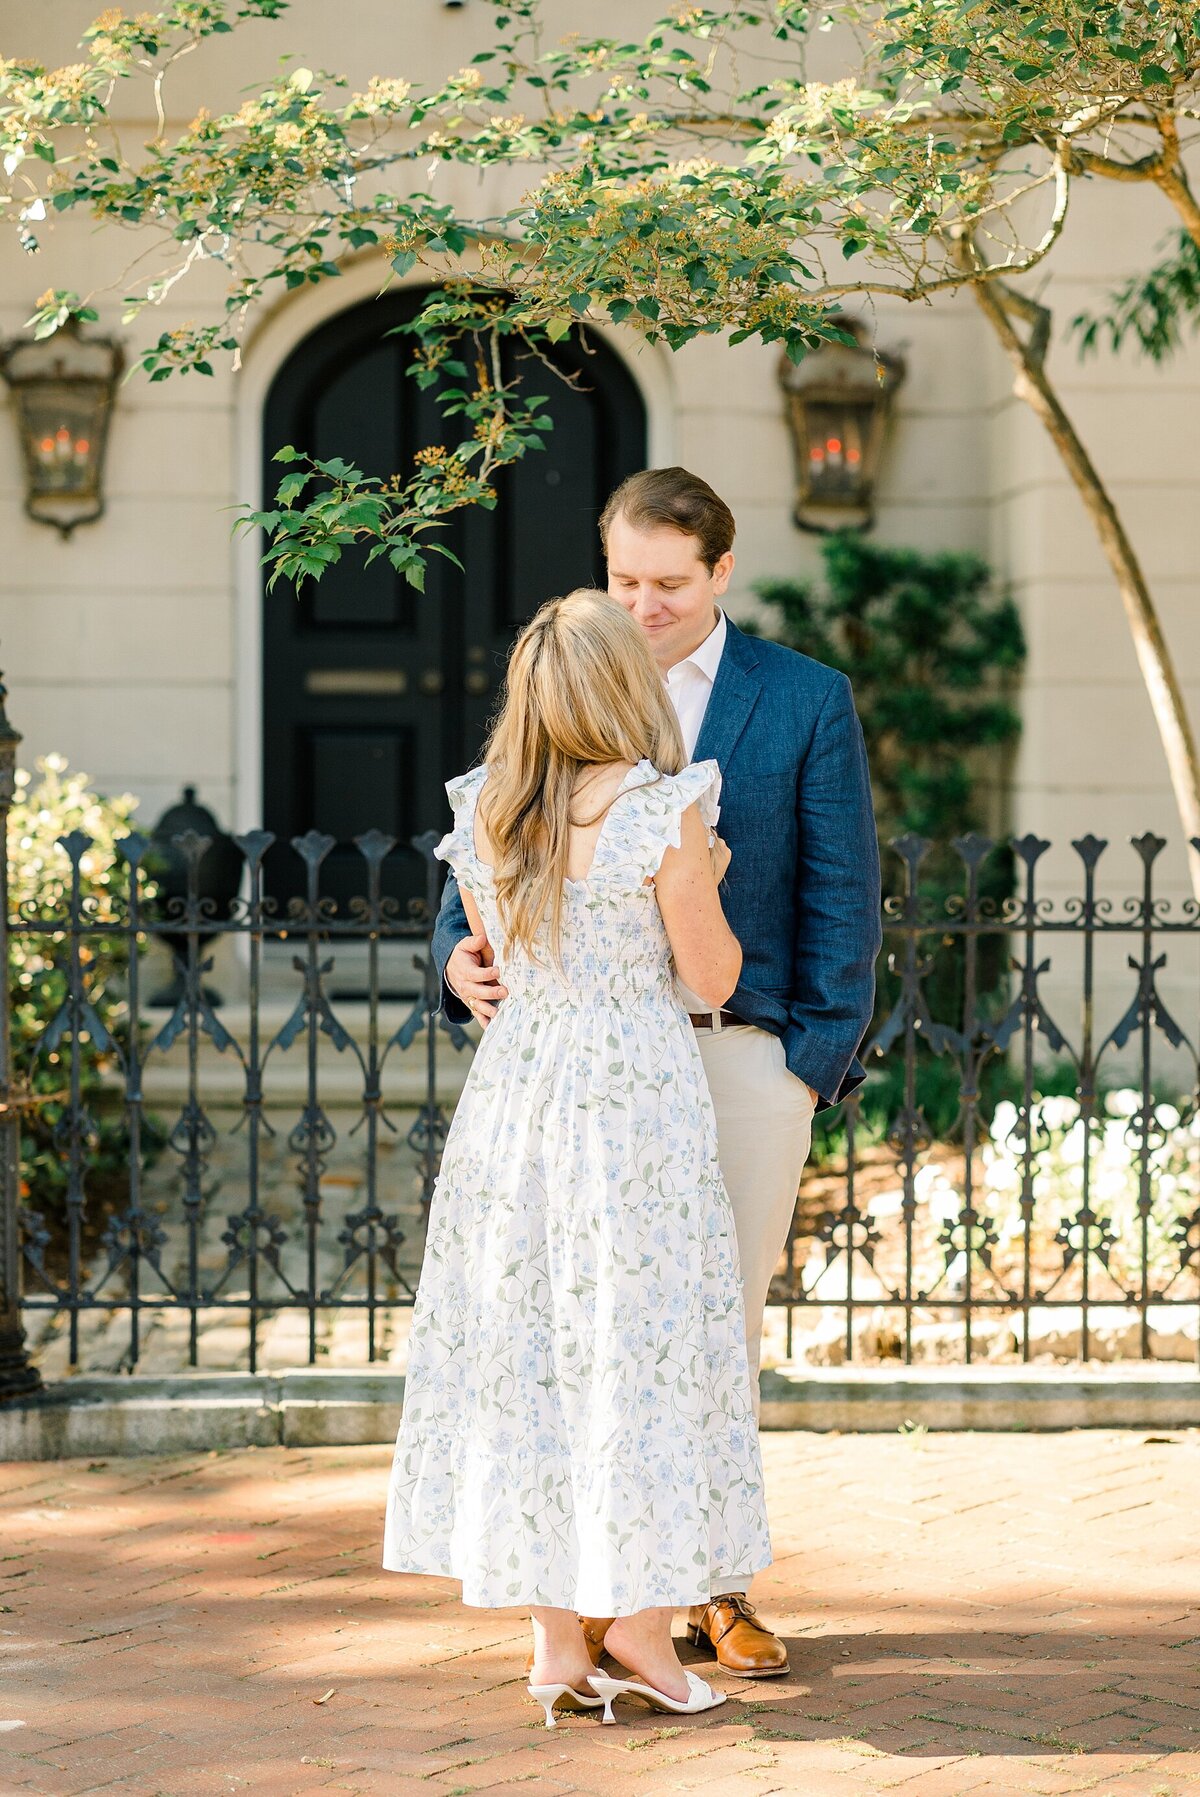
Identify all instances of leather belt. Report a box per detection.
[688,1010,744,1031]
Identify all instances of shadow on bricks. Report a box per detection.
[0,1430,1197,1797]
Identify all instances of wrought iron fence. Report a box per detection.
[774,833,1200,1370]
[1,687,1199,1398]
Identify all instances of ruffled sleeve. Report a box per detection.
[434,764,489,882]
[607,758,723,886]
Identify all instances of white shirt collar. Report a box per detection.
[666,609,727,688]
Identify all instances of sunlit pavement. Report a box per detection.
[1,1430,1198,1796]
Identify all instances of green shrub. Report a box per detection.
[755,533,1027,1144]
[8,754,162,1260]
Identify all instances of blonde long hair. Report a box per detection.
[479,588,686,960]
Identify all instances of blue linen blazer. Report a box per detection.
[431,616,882,1109]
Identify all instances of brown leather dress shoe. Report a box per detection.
[687,1594,789,1677]
[578,1615,613,1666]
[524,1614,613,1677]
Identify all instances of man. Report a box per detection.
[432,466,881,1678]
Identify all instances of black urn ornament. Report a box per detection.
[146,785,243,1007]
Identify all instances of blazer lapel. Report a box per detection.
[692,617,763,768]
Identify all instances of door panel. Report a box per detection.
[262,290,647,918]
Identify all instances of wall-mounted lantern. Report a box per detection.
[0,317,123,538]
[778,318,904,533]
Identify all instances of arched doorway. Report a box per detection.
[260,288,647,914]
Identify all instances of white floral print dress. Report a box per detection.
[383,758,771,1613]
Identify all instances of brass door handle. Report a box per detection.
[465,671,489,696]
[418,669,444,696]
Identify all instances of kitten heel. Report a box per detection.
[584,1673,622,1725]
[526,1682,605,1728]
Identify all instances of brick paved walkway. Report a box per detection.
[1,1430,1198,1797]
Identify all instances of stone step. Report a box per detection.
[126,999,478,1106]
[5,1362,1200,1459]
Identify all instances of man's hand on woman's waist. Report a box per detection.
[446,933,508,1026]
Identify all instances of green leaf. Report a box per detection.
[336,497,387,531]
[1141,63,1172,84]
[546,313,573,341]
[391,249,418,277]
[389,545,426,590]
[423,543,464,569]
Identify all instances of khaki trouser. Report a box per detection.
[693,1023,815,1599]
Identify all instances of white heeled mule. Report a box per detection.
[526,1681,606,1728]
[586,1667,726,1723]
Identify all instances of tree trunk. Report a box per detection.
[973,277,1200,897]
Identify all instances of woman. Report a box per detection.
[383,589,770,1726]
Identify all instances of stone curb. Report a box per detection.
[1,1363,1197,1460]
[758,1362,1200,1432]
[0,1371,406,1461]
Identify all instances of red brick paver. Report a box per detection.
[1,1430,1198,1796]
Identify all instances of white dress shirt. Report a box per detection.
[664,609,727,1019]
[665,609,727,759]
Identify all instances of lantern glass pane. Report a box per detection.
[804,399,870,502]
[18,378,108,498]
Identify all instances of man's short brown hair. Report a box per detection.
[599,466,736,572]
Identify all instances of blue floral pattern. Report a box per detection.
[383,759,771,1612]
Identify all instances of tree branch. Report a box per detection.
[1151,114,1200,250]
[971,259,1200,894]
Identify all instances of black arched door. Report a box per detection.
[261,290,647,915]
